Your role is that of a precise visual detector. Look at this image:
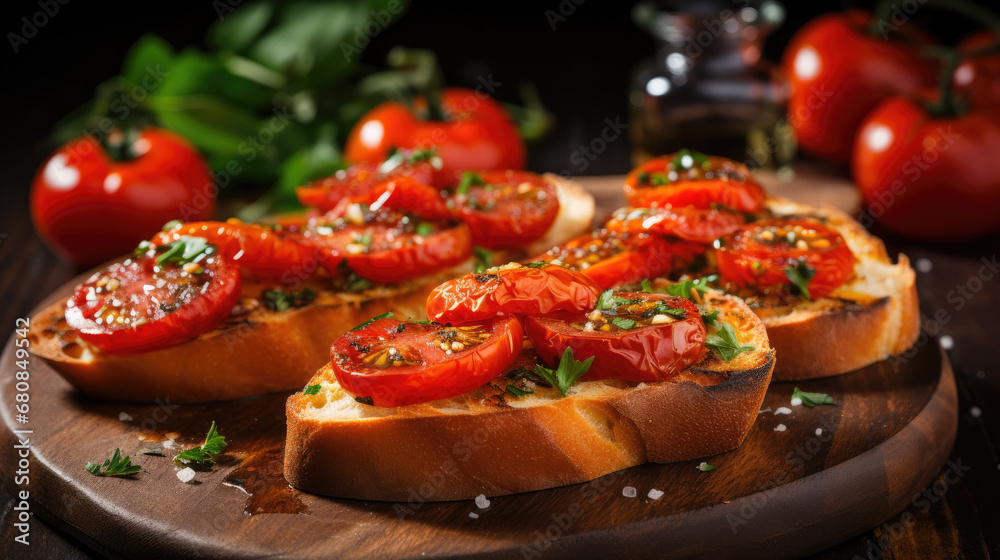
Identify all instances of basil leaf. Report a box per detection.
[705,322,755,362]
[350,311,395,331]
[302,384,321,396]
[533,347,594,397]
[792,387,835,408]
[784,261,817,300]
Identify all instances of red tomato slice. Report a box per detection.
[623,153,765,212]
[604,206,747,244]
[539,231,705,289]
[331,314,523,407]
[447,170,560,249]
[525,292,706,383]
[295,148,443,211]
[300,206,472,284]
[426,263,602,325]
[715,219,856,299]
[363,176,452,220]
[152,220,341,280]
[64,238,241,355]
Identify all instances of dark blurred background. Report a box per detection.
[0,0,987,198]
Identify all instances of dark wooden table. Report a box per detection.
[1,167,998,559]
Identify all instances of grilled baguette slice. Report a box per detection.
[748,198,920,381]
[284,291,774,501]
[28,174,596,403]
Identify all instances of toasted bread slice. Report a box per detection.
[284,291,774,501]
[28,177,596,403]
[746,198,920,381]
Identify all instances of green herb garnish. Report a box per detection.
[141,450,164,457]
[523,261,549,268]
[262,288,316,312]
[415,222,434,237]
[303,384,321,396]
[473,247,492,273]
[161,219,182,231]
[700,310,720,327]
[662,275,718,302]
[456,171,485,194]
[792,387,835,408]
[155,236,213,267]
[672,148,711,171]
[784,261,816,300]
[641,279,654,293]
[697,463,717,472]
[133,240,154,257]
[85,448,141,477]
[610,317,637,330]
[346,272,373,292]
[350,311,394,332]
[506,385,534,398]
[533,347,594,397]
[173,421,227,465]
[705,322,755,362]
[595,289,643,311]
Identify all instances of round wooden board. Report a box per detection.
[0,288,957,560]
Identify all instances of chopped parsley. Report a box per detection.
[792,387,835,408]
[523,261,549,268]
[610,317,637,330]
[85,448,141,477]
[662,275,718,302]
[533,347,594,397]
[173,421,227,465]
[350,311,394,331]
[345,272,373,292]
[705,322,755,362]
[415,222,435,237]
[154,236,213,267]
[506,385,534,398]
[473,247,492,273]
[302,384,322,395]
[672,148,711,171]
[595,289,643,311]
[262,288,316,312]
[785,261,817,300]
[456,171,485,194]
[700,310,720,327]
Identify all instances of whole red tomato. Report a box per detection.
[782,10,936,165]
[954,31,1000,109]
[31,128,215,266]
[344,87,525,180]
[852,96,1000,240]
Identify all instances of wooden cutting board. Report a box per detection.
[0,171,957,559]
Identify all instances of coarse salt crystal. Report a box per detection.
[971,406,982,418]
[118,412,133,422]
[468,512,479,519]
[176,467,196,483]
[758,407,771,414]
[790,398,802,407]
[940,336,954,350]
[475,494,490,509]
[774,407,792,415]
[774,424,787,432]
[815,428,823,436]
[916,258,933,273]
[648,489,664,500]
[162,439,176,449]
[622,486,637,498]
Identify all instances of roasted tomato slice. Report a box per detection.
[360,176,451,220]
[426,263,602,325]
[623,151,765,213]
[64,237,241,355]
[295,148,443,211]
[300,204,472,284]
[715,219,856,299]
[331,314,523,407]
[604,206,747,244]
[525,292,706,383]
[446,170,560,249]
[538,230,705,289]
[152,220,340,280]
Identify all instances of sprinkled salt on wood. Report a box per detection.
[774,424,786,432]
[758,407,771,414]
[815,428,823,436]
[648,489,664,500]
[971,406,982,418]
[118,412,133,422]
[468,512,479,519]
[176,467,196,483]
[474,494,490,509]
[622,486,637,498]
[940,335,954,350]
[790,398,802,407]
[916,258,933,273]
[774,407,792,415]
